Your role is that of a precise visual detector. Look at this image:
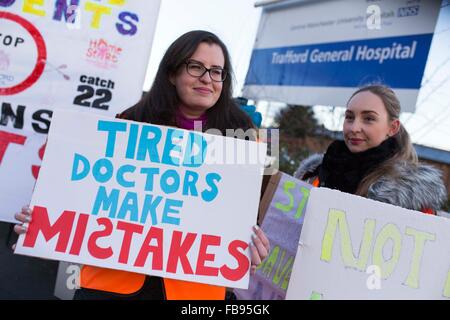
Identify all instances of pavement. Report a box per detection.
[0,221,59,300]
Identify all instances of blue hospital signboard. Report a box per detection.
[243,0,441,112]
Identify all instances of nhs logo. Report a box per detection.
[398,5,420,17]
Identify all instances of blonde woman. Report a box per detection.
[295,84,447,214]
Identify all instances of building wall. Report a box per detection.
[421,160,450,197]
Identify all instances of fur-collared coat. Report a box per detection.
[294,154,448,212]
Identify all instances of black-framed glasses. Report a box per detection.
[184,60,227,82]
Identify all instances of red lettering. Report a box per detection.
[68,213,90,256]
[166,230,196,274]
[23,206,75,253]
[32,142,46,179]
[0,130,26,164]
[116,221,143,264]
[195,234,220,276]
[220,240,249,281]
[87,218,113,259]
[134,226,163,270]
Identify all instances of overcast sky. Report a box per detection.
[143,0,261,95]
[144,0,450,151]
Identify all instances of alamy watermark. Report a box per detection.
[366,264,382,290]
[190,121,279,175]
[366,4,382,30]
[66,264,81,290]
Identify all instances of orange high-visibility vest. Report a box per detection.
[312,177,320,187]
[80,265,226,300]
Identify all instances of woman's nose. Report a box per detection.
[349,120,362,132]
[199,71,212,83]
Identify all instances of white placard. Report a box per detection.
[0,0,161,222]
[286,187,450,300]
[15,109,267,289]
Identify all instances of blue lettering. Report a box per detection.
[53,0,80,23]
[182,170,199,197]
[183,132,207,168]
[140,194,163,225]
[97,120,127,158]
[162,199,183,226]
[136,125,161,162]
[116,11,139,36]
[0,0,15,7]
[117,191,139,222]
[140,167,160,192]
[71,153,90,181]
[92,186,119,218]
[160,169,180,194]
[201,173,221,202]
[117,164,136,188]
[161,128,184,167]
[92,158,114,183]
[125,123,139,160]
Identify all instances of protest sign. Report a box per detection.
[15,109,267,289]
[0,0,160,222]
[286,187,450,299]
[235,172,312,299]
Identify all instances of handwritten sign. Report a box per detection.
[0,0,160,222]
[235,172,312,299]
[15,109,267,289]
[287,188,450,300]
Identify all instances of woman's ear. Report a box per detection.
[169,73,176,86]
[389,119,400,137]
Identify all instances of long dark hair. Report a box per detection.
[121,30,254,134]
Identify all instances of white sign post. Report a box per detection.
[286,188,450,300]
[15,109,267,289]
[0,0,161,222]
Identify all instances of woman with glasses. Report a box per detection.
[118,30,256,135]
[14,30,270,300]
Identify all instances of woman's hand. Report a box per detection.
[11,205,32,250]
[249,225,270,274]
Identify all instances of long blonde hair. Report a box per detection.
[349,85,418,196]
